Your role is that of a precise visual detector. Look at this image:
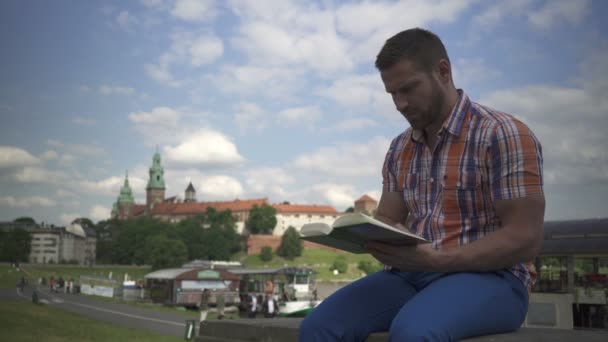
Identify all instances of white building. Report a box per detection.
[27,223,96,265]
[272,204,340,236]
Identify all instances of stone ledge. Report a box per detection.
[196,318,608,342]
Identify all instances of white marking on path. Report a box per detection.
[64,301,186,327]
[26,287,187,328]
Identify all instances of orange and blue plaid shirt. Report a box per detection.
[382,90,543,291]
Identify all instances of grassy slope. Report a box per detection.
[0,299,181,342]
[242,249,382,281]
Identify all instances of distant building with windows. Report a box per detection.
[0,221,96,265]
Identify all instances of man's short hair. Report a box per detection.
[375,28,449,73]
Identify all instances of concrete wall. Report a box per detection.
[524,293,574,329]
[246,235,343,255]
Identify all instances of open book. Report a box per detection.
[299,213,429,254]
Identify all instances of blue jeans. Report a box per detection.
[299,270,528,342]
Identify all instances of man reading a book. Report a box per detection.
[300,28,544,342]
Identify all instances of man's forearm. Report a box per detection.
[437,224,542,272]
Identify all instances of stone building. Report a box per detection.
[0,221,96,265]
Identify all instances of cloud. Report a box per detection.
[116,10,139,31]
[453,58,502,90]
[189,35,223,66]
[197,175,243,200]
[472,0,590,31]
[56,189,77,198]
[245,167,294,199]
[482,85,608,185]
[72,117,96,126]
[472,0,534,29]
[319,73,396,119]
[46,140,105,157]
[145,31,223,86]
[11,167,68,184]
[171,0,217,22]
[129,106,180,126]
[0,146,40,168]
[277,106,321,128]
[231,19,354,73]
[164,129,244,167]
[326,118,378,133]
[99,84,136,96]
[90,205,111,222]
[528,0,590,30]
[292,136,391,177]
[310,183,358,209]
[207,65,304,100]
[60,213,80,226]
[233,102,267,133]
[144,63,181,87]
[141,0,165,9]
[77,175,146,197]
[0,196,56,208]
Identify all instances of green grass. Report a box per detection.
[0,263,21,288]
[0,263,151,289]
[0,299,181,342]
[242,249,381,281]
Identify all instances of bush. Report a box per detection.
[331,256,348,274]
[277,227,303,260]
[260,246,274,262]
[357,260,382,275]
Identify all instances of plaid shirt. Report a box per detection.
[382,90,543,291]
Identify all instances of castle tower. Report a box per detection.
[354,194,378,215]
[146,150,166,209]
[185,181,196,203]
[117,171,135,219]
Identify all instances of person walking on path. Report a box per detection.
[216,291,226,320]
[199,289,210,323]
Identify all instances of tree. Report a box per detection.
[0,228,32,262]
[13,217,36,224]
[331,256,348,274]
[72,217,95,228]
[277,226,303,260]
[357,260,382,275]
[144,235,188,270]
[175,208,242,261]
[112,216,173,265]
[260,246,274,262]
[246,203,277,235]
[345,207,355,213]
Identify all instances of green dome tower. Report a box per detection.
[117,171,135,218]
[146,150,166,209]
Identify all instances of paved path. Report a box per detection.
[1,285,195,337]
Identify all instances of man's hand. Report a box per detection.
[365,242,444,272]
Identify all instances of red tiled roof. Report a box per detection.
[150,198,268,215]
[355,194,377,203]
[272,204,338,215]
[132,205,147,216]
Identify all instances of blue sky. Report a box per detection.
[0,0,606,225]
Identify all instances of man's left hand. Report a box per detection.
[364,242,445,272]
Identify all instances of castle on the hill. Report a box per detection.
[111,152,378,235]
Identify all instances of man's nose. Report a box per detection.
[393,94,408,113]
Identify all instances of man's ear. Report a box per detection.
[437,59,452,84]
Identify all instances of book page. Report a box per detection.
[299,223,333,237]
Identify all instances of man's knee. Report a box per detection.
[299,311,334,341]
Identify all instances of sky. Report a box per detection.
[0,0,606,226]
